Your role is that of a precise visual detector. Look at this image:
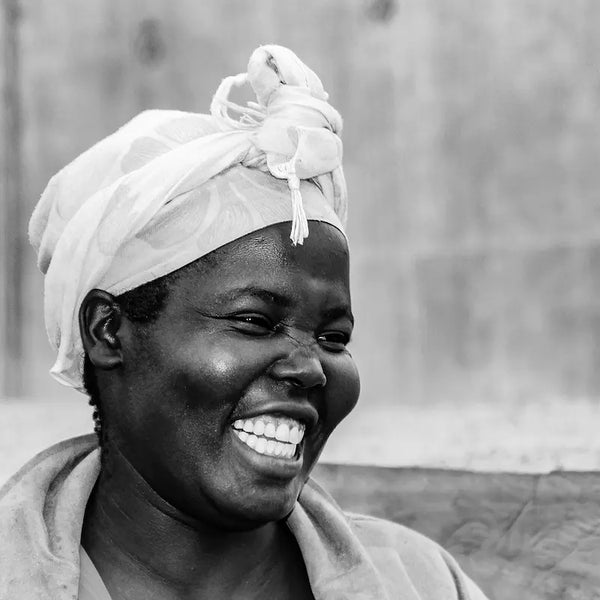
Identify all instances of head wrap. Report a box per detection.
[29,45,347,392]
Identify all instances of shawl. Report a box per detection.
[0,436,488,600]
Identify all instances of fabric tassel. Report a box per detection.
[288,173,309,245]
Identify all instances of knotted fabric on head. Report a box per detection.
[28,45,347,391]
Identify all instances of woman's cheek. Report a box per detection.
[325,354,360,426]
[178,339,274,403]
[180,342,243,389]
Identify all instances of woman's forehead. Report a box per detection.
[214,221,347,259]
[173,222,351,304]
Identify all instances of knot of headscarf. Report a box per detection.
[28,44,347,391]
[210,45,347,243]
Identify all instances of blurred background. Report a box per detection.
[2,0,600,482]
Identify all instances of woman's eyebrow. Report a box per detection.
[213,286,292,307]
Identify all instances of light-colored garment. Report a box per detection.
[79,547,112,600]
[28,45,347,392]
[0,436,488,600]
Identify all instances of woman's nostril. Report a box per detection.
[270,347,327,389]
[289,368,327,390]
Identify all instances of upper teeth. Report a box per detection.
[232,416,305,459]
[232,417,305,444]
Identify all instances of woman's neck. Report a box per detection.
[81,444,310,600]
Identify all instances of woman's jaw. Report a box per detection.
[84,221,360,531]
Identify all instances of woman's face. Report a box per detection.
[108,221,359,529]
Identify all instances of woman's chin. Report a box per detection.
[244,495,298,525]
[212,485,301,530]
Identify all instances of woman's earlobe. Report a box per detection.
[79,289,123,370]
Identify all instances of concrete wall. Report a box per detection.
[2,0,600,406]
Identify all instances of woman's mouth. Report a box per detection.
[232,416,305,459]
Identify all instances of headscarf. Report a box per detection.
[28,45,347,392]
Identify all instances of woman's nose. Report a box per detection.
[269,344,327,389]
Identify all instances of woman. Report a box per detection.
[0,46,488,599]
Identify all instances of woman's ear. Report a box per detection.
[79,289,123,370]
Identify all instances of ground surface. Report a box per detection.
[3,395,600,485]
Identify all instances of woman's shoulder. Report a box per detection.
[0,434,98,500]
[303,476,443,557]
[344,511,445,563]
[0,435,101,600]
[300,477,488,599]
[344,511,488,599]
[345,510,443,552]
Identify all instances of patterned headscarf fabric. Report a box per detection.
[28,45,347,392]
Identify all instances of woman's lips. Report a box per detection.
[232,415,305,459]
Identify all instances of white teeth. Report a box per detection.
[289,426,300,444]
[231,415,306,460]
[233,429,297,459]
[233,417,305,439]
[255,437,267,454]
[275,424,290,442]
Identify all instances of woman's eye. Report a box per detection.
[317,331,350,351]
[232,314,274,335]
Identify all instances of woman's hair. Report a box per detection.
[82,273,173,443]
[82,253,218,442]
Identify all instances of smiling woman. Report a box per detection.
[82,223,358,533]
[0,46,488,599]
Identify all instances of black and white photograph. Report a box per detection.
[1,2,600,598]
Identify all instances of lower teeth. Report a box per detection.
[234,429,297,458]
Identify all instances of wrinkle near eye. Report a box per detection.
[277,325,323,351]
